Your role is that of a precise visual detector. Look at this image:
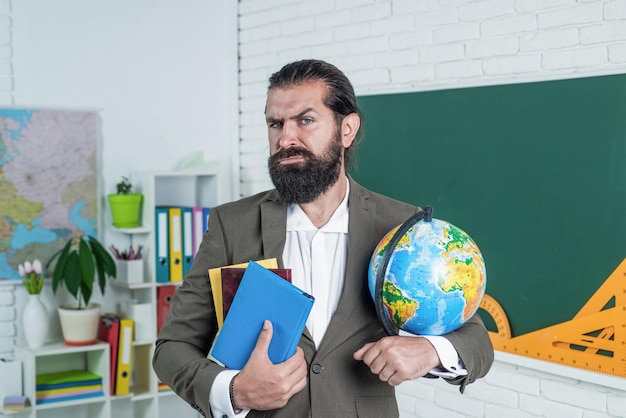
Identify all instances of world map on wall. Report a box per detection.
[0,109,99,281]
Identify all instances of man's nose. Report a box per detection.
[278,122,298,148]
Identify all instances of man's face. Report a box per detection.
[265,81,348,203]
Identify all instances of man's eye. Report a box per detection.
[269,121,282,128]
[301,118,312,125]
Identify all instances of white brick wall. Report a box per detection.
[238,0,626,416]
[0,0,14,360]
[0,284,16,359]
[238,0,626,195]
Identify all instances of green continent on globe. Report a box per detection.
[382,280,418,327]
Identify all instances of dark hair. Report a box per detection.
[268,59,362,170]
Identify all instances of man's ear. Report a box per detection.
[341,113,361,148]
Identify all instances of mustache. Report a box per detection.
[270,147,315,161]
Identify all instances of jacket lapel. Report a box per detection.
[260,192,287,264]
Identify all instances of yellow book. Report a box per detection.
[209,258,278,329]
[36,384,102,396]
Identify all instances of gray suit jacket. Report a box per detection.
[153,178,493,418]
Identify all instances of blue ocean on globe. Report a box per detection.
[369,218,486,336]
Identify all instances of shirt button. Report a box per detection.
[312,363,322,374]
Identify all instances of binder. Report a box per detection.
[114,316,134,396]
[203,207,211,232]
[155,207,170,283]
[168,207,183,282]
[221,267,292,321]
[97,314,120,395]
[182,207,193,277]
[157,285,177,333]
[209,261,315,370]
[208,258,279,329]
[192,206,204,256]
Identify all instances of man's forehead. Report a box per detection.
[265,81,329,115]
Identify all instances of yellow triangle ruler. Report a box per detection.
[479,258,626,378]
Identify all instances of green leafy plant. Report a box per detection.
[19,259,44,295]
[46,232,117,309]
[115,176,133,194]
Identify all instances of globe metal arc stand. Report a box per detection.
[374,206,433,336]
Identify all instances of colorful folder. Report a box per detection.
[203,207,211,233]
[192,206,205,256]
[155,207,170,283]
[209,261,314,370]
[114,316,134,396]
[168,207,183,282]
[97,314,120,395]
[182,207,193,277]
[157,285,177,333]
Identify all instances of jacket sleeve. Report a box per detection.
[443,313,494,392]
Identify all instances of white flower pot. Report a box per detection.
[23,294,49,348]
[57,303,101,346]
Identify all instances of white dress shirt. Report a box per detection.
[209,178,466,417]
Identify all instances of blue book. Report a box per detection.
[36,391,104,405]
[209,261,314,370]
[36,379,102,390]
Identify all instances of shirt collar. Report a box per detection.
[286,177,350,233]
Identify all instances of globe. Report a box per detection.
[368,208,486,336]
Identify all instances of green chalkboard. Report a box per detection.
[351,74,626,337]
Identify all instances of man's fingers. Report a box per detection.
[252,320,273,357]
[353,342,374,361]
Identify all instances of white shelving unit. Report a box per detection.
[15,342,110,418]
[13,169,223,418]
[108,169,224,418]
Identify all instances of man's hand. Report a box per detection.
[232,320,308,411]
[353,336,441,386]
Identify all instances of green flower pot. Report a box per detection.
[108,194,143,228]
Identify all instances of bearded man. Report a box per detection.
[153,59,493,418]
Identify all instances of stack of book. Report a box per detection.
[157,381,171,392]
[35,370,103,405]
[208,260,314,370]
[3,395,30,411]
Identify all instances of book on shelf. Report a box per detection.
[35,370,103,404]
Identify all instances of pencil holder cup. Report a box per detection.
[116,259,144,284]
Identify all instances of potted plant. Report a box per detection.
[46,232,117,345]
[19,259,49,348]
[108,175,143,228]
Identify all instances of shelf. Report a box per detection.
[35,395,106,410]
[109,281,153,290]
[0,408,30,415]
[19,341,108,357]
[112,226,151,235]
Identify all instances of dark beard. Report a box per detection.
[268,132,343,204]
